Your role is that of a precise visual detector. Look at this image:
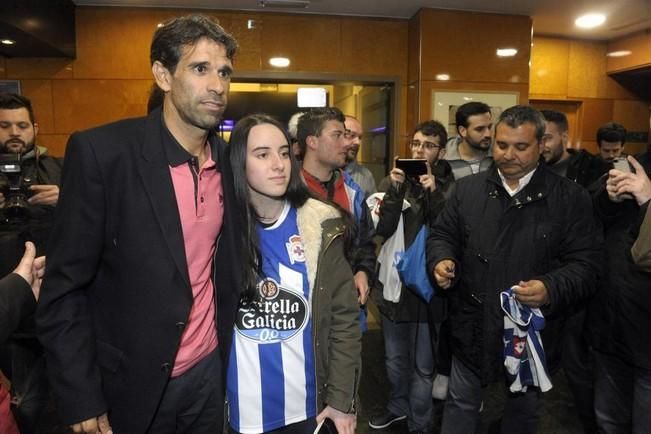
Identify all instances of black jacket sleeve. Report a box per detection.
[0,273,36,344]
[426,182,462,288]
[351,200,377,285]
[375,177,407,239]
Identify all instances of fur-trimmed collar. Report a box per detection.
[297,198,342,292]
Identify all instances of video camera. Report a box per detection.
[0,153,34,223]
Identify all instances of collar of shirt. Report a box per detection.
[498,165,538,197]
[160,114,217,169]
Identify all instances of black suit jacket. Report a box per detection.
[36,109,242,432]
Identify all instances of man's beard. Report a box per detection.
[1,138,34,155]
[466,137,491,151]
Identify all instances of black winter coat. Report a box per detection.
[589,152,651,369]
[427,164,602,384]
[374,160,453,322]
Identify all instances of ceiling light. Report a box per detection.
[575,13,606,29]
[259,0,309,9]
[1,39,16,45]
[496,48,518,57]
[606,50,632,57]
[269,57,290,67]
[247,19,257,30]
[435,74,450,81]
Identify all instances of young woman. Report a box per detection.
[226,114,361,434]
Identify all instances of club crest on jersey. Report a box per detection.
[285,234,305,264]
[235,278,309,344]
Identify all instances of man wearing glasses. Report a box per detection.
[368,120,453,434]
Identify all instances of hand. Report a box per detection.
[606,156,651,205]
[419,161,436,192]
[71,413,112,434]
[512,280,549,308]
[316,405,356,434]
[354,271,369,305]
[12,241,45,301]
[28,184,59,206]
[433,259,455,289]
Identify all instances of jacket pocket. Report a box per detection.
[95,340,124,373]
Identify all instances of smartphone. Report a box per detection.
[612,156,632,173]
[396,158,427,178]
[612,156,633,200]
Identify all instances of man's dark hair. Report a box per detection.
[495,105,546,142]
[455,101,491,131]
[541,109,568,133]
[146,84,165,114]
[414,120,448,145]
[597,122,627,147]
[296,107,345,156]
[150,14,238,74]
[0,93,35,124]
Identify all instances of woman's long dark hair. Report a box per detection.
[228,114,312,303]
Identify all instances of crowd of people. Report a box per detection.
[1,12,650,434]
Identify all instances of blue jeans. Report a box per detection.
[382,313,434,432]
[441,356,541,434]
[593,350,651,434]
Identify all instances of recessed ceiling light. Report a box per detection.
[575,13,606,29]
[496,48,518,57]
[435,74,450,81]
[269,57,290,67]
[606,50,632,57]
[1,39,16,45]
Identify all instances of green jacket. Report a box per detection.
[297,198,362,414]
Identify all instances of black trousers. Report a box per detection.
[147,348,224,434]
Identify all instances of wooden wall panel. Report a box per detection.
[341,18,408,81]
[419,9,531,84]
[567,40,626,99]
[6,59,74,79]
[613,99,651,132]
[530,37,569,97]
[229,13,262,71]
[259,15,341,73]
[579,98,613,153]
[408,14,420,85]
[20,80,55,134]
[607,30,651,73]
[38,135,69,157]
[52,79,152,133]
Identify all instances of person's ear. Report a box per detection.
[152,61,172,92]
[458,125,467,139]
[306,135,319,151]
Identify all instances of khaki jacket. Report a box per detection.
[298,198,362,414]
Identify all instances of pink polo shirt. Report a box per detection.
[169,147,223,377]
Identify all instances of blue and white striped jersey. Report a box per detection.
[227,203,317,433]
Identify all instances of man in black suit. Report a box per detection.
[36,15,242,434]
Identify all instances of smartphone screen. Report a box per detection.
[396,158,427,178]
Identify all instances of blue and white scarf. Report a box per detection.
[500,288,553,393]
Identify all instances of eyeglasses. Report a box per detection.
[409,140,441,150]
